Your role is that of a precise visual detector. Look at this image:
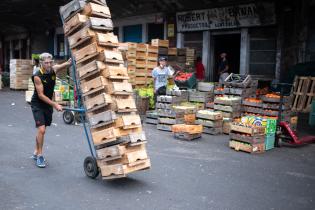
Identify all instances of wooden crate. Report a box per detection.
[59,0,86,21]
[112,96,137,113]
[158,117,184,125]
[9,59,33,90]
[229,140,265,154]
[77,60,105,79]
[82,2,111,19]
[96,143,145,160]
[72,42,101,64]
[214,104,241,113]
[174,132,201,141]
[84,93,112,111]
[151,39,169,48]
[100,159,151,179]
[157,124,172,132]
[102,50,124,65]
[127,59,136,66]
[91,126,142,146]
[87,17,113,31]
[126,50,137,58]
[203,127,222,135]
[67,26,95,49]
[230,132,265,144]
[171,124,203,134]
[115,114,142,129]
[197,82,215,92]
[195,119,223,128]
[146,45,158,53]
[146,60,157,69]
[106,80,133,95]
[96,32,119,47]
[136,60,146,68]
[136,43,147,52]
[214,97,242,106]
[80,76,106,95]
[97,144,147,165]
[64,13,87,36]
[136,51,147,60]
[118,132,147,145]
[87,110,117,128]
[230,123,265,135]
[146,52,158,61]
[168,48,177,56]
[102,66,129,80]
[196,110,223,121]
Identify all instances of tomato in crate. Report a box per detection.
[174,72,196,89]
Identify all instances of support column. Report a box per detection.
[142,23,148,43]
[176,32,184,48]
[118,26,123,42]
[202,30,211,81]
[9,41,13,59]
[240,28,250,75]
[164,21,167,40]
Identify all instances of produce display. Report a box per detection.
[137,87,154,109]
[174,71,197,89]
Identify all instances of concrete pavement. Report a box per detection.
[0,89,314,210]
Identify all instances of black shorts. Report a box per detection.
[31,106,53,127]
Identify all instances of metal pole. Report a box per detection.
[60,15,96,158]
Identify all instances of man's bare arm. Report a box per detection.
[53,58,72,74]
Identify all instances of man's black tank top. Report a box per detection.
[31,69,56,108]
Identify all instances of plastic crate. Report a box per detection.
[265,133,275,151]
[174,73,197,89]
[312,100,315,113]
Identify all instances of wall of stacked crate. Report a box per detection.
[9,59,33,90]
[156,89,189,131]
[60,0,150,179]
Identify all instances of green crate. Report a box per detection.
[309,113,315,126]
[174,73,197,89]
[312,100,315,113]
[265,133,275,151]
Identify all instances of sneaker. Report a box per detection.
[36,155,46,168]
[30,154,37,161]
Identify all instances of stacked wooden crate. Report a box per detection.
[261,94,291,122]
[135,43,147,86]
[229,122,265,154]
[146,44,158,85]
[125,42,137,85]
[145,110,159,125]
[214,96,242,119]
[156,90,188,131]
[242,98,264,116]
[151,39,169,58]
[223,74,257,99]
[10,59,33,90]
[60,0,150,179]
[196,110,223,135]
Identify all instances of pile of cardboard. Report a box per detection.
[10,59,33,90]
[60,0,150,179]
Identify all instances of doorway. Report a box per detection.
[213,34,240,81]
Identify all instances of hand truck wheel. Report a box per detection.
[83,156,99,179]
[63,110,74,124]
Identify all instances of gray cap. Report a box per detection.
[159,57,167,61]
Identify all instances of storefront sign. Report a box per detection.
[176,3,276,32]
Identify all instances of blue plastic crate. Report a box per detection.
[265,133,275,151]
